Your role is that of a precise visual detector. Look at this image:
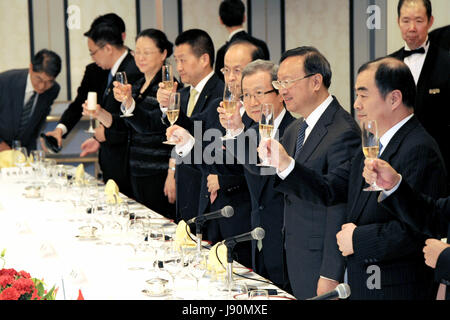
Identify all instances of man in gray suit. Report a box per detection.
[0,49,61,152]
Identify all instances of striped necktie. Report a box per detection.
[186,87,198,117]
[294,121,308,158]
[18,91,37,137]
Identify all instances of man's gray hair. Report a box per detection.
[241,59,279,85]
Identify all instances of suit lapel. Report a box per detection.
[191,74,220,116]
[297,99,339,163]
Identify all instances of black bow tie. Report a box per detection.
[403,47,425,58]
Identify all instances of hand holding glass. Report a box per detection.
[257,103,275,167]
[221,83,239,140]
[163,92,181,145]
[361,120,383,191]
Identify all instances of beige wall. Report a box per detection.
[285,0,351,113]
[0,0,30,72]
[67,0,137,99]
[387,0,450,53]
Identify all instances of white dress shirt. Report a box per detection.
[403,38,429,85]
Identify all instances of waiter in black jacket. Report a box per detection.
[389,0,450,179]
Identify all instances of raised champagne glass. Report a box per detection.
[116,72,133,118]
[163,92,181,145]
[257,103,274,167]
[361,120,383,191]
[221,82,239,141]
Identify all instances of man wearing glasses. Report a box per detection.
[0,49,61,152]
[260,46,361,299]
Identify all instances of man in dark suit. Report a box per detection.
[389,0,450,178]
[362,158,450,299]
[43,13,125,148]
[250,47,360,299]
[51,14,142,197]
[157,29,224,224]
[0,49,61,152]
[260,57,448,299]
[215,0,270,82]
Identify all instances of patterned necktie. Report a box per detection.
[103,71,113,102]
[186,87,198,117]
[294,121,309,158]
[18,91,37,137]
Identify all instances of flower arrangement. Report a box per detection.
[0,249,56,300]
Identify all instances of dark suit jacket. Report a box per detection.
[381,179,450,299]
[273,98,361,299]
[279,115,447,299]
[215,30,270,82]
[231,109,296,287]
[429,25,450,51]
[390,41,450,176]
[174,73,224,223]
[0,69,60,151]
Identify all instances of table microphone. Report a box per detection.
[223,227,265,247]
[187,206,234,224]
[307,283,351,300]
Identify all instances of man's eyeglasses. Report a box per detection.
[220,67,242,76]
[241,89,276,102]
[272,73,315,90]
[89,45,105,57]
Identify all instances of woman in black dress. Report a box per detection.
[86,29,177,219]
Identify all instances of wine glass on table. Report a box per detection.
[257,103,275,167]
[85,92,97,133]
[13,146,28,183]
[116,72,133,118]
[162,92,181,145]
[221,82,239,141]
[361,120,383,191]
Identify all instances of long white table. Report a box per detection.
[0,166,295,301]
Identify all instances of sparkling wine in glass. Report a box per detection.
[85,92,97,133]
[257,103,275,167]
[116,72,133,118]
[162,64,174,91]
[163,92,181,145]
[221,83,239,141]
[361,120,383,191]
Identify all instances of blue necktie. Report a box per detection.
[378,142,383,158]
[294,121,308,158]
[103,71,113,102]
[18,91,37,137]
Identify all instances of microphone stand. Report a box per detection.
[224,240,237,291]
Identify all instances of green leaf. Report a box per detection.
[0,248,5,258]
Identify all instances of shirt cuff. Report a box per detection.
[175,134,195,157]
[121,99,135,115]
[277,158,295,180]
[378,174,402,202]
[160,104,167,117]
[56,123,68,136]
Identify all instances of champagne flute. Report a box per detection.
[163,92,181,145]
[221,82,239,141]
[361,120,383,191]
[85,92,97,133]
[162,64,174,92]
[29,150,45,185]
[13,147,28,183]
[117,72,133,118]
[257,103,275,167]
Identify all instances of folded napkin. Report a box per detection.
[174,220,197,247]
[105,179,122,204]
[0,150,26,168]
[75,163,85,183]
[208,242,228,273]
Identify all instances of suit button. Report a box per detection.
[205,195,209,198]
[259,206,264,211]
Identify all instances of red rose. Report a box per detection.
[12,277,35,295]
[0,287,21,300]
[0,275,14,288]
